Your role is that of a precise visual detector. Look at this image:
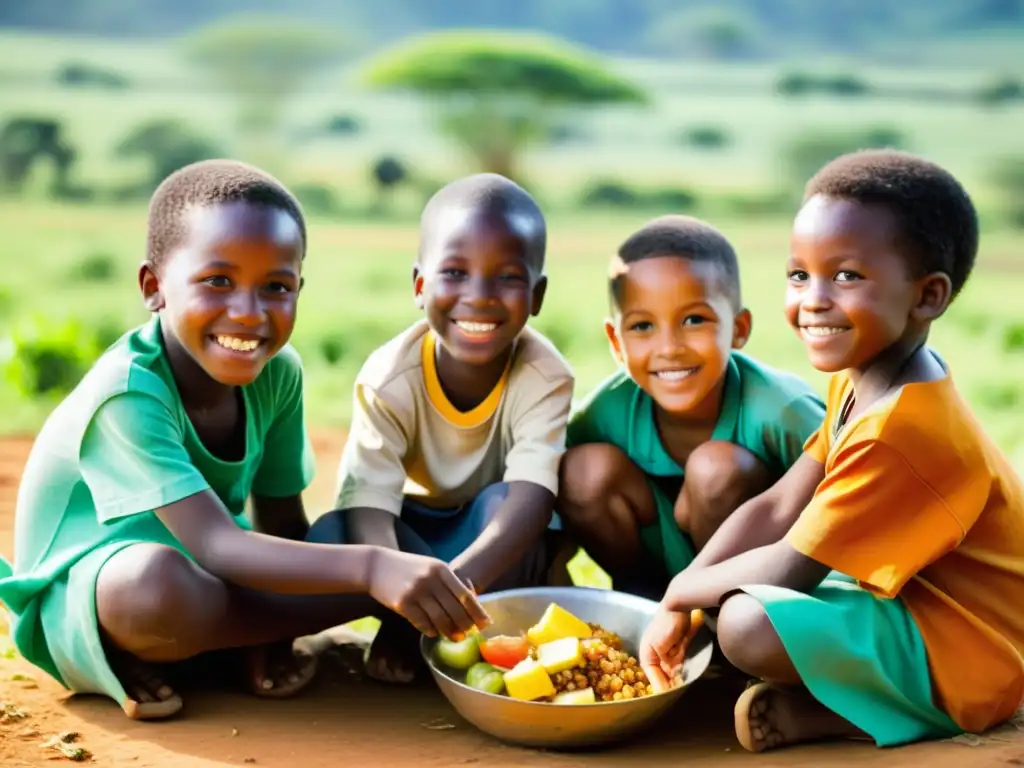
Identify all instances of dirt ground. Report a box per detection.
[2,434,1024,767]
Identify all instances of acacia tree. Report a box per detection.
[363,31,647,180]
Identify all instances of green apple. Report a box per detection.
[435,634,481,670]
[465,662,506,695]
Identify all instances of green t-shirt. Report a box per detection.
[0,315,315,676]
[568,351,825,486]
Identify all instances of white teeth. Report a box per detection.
[654,369,697,381]
[802,327,847,337]
[455,321,498,334]
[215,335,260,352]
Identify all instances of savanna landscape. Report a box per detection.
[2,2,1024,764]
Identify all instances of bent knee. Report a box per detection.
[96,544,221,647]
[558,443,636,509]
[684,441,773,505]
[716,594,783,676]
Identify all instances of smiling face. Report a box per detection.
[607,256,750,420]
[414,206,546,369]
[785,194,932,374]
[140,201,304,388]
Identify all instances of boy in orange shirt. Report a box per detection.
[639,149,1024,752]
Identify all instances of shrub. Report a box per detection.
[646,187,699,212]
[579,181,640,209]
[775,71,870,98]
[319,334,345,365]
[1003,323,1024,352]
[976,76,1023,108]
[783,127,910,186]
[324,114,362,136]
[55,62,130,90]
[989,156,1024,229]
[682,125,730,150]
[292,183,339,216]
[115,120,222,192]
[1,317,102,398]
[72,251,118,283]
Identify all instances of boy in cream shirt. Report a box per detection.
[308,173,574,682]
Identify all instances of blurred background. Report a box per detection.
[1,1,1023,466]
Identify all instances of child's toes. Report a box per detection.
[246,642,318,698]
[114,656,183,720]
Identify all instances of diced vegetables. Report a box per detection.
[435,632,481,670]
[526,603,593,646]
[479,634,530,669]
[465,662,506,695]
[502,658,557,701]
[536,637,584,675]
[552,687,596,705]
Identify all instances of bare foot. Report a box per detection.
[734,682,866,753]
[245,641,318,698]
[111,652,184,721]
[365,616,423,684]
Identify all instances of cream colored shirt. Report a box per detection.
[335,320,574,514]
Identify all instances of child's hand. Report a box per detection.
[640,607,703,693]
[369,550,490,639]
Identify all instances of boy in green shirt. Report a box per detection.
[558,215,825,596]
[0,160,487,721]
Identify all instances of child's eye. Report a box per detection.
[441,268,467,279]
[499,272,527,282]
[628,321,654,332]
[682,316,707,326]
[787,269,809,282]
[835,270,862,282]
[264,282,292,294]
[203,276,231,288]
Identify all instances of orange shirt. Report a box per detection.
[787,368,1024,733]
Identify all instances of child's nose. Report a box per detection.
[227,291,265,325]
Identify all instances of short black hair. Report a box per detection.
[804,149,979,297]
[418,173,546,270]
[609,215,741,310]
[147,159,306,268]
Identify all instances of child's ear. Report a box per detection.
[530,275,548,317]
[412,265,425,310]
[912,272,953,322]
[731,307,753,349]
[603,318,624,364]
[138,261,164,313]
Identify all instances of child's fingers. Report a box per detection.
[644,658,672,694]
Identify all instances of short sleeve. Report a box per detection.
[504,373,574,494]
[334,382,410,515]
[81,392,211,523]
[786,438,967,597]
[765,393,826,469]
[251,348,316,498]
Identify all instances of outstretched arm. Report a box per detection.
[450,481,554,592]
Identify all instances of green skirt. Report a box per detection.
[638,477,696,577]
[741,572,962,747]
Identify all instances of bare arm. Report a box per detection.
[251,494,310,541]
[156,490,376,595]
[450,481,554,592]
[689,452,825,570]
[663,539,831,613]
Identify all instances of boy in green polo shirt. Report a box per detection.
[557,215,825,597]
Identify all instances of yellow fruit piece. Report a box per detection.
[536,637,584,674]
[526,603,593,646]
[552,687,597,705]
[502,658,556,701]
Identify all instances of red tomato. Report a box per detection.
[479,635,530,669]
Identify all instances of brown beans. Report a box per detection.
[548,624,654,702]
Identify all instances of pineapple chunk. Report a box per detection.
[552,687,597,705]
[536,637,584,674]
[502,658,556,701]
[526,603,593,646]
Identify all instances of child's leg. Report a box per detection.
[716,594,866,751]
[557,443,658,576]
[94,542,379,718]
[305,507,439,685]
[713,576,962,753]
[673,441,773,551]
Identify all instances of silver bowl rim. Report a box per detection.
[419,585,696,709]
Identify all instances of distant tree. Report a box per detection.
[362,31,647,180]
[115,119,221,192]
[371,155,409,212]
[183,17,346,141]
[648,6,763,60]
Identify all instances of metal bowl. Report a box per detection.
[420,586,713,750]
